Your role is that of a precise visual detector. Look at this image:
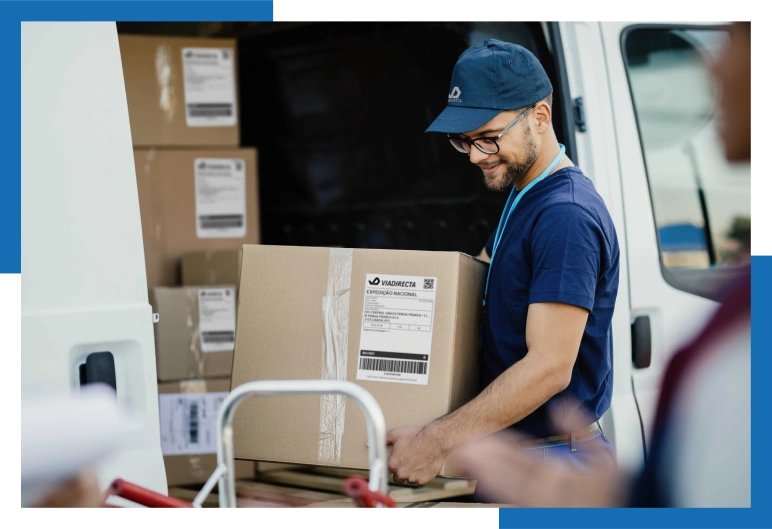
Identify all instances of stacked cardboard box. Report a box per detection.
[120,34,257,485]
[119,35,241,148]
[136,149,258,289]
[158,378,256,486]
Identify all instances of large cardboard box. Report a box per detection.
[158,378,255,486]
[150,287,237,382]
[230,245,487,476]
[119,35,240,147]
[135,148,259,288]
[182,249,242,287]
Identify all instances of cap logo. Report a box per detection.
[448,86,462,103]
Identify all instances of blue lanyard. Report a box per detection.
[482,143,566,307]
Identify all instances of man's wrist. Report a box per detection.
[421,419,453,457]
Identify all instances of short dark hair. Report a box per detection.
[542,90,553,109]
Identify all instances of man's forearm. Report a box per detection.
[424,352,569,455]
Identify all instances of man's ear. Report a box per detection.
[532,101,552,133]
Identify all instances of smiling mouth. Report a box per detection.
[479,162,501,173]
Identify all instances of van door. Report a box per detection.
[597,22,749,452]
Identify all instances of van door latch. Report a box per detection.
[573,97,587,133]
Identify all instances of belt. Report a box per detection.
[518,422,601,451]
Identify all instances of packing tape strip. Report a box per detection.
[318,248,354,464]
[154,43,178,123]
[187,287,206,379]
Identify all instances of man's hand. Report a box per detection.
[386,427,446,486]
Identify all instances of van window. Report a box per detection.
[622,28,750,272]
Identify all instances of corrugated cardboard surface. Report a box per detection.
[182,249,242,287]
[150,287,235,381]
[158,378,255,486]
[442,254,487,477]
[231,245,486,475]
[135,148,258,288]
[118,34,240,147]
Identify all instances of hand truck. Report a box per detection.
[108,380,394,508]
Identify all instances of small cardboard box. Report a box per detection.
[135,148,259,288]
[230,245,487,477]
[157,378,255,486]
[119,35,240,147]
[150,287,237,382]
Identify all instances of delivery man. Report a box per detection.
[386,40,620,488]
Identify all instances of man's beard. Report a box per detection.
[482,126,539,191]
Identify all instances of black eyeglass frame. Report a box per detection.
[446,105,534,154]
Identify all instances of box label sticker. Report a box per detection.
[198,287,236,353]
[158,392,228,456]
[181,47,237,127]
[356,274,437,385]
[194,158,247,239]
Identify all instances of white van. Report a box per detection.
[21,21,749,494]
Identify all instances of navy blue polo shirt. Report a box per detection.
[482,166,620,438]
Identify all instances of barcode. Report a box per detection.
[199,215,244,229]
[187,103,233,117]
[423,278,435,289]
[359,357,427,375]
[202,331,235,344]
[189,402,199,444]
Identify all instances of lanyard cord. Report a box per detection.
[482,144,566,307]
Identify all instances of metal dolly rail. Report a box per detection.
[109,380,394,508]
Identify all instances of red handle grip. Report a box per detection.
[109,478,193,508]
[341,475,395,508]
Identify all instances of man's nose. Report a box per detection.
[468,145,490,165]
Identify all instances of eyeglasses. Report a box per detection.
[447,106,534,155]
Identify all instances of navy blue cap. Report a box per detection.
[426,40,552,134]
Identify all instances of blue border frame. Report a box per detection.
[1,0,273,274]
[1,3,21,274]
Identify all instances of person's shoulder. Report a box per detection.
[538,167,591,199]
[538,169,593,212]
[535,168,616,238]
[535,200,599,227]
[560,167,614,222]
[563,166,601,199]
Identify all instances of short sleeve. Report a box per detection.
[528,204,603,312]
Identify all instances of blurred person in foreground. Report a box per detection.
[22,385,123,508]
[35,474,107,508]
[456,21,751,507]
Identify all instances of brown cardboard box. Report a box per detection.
[158,378,255,486]
[135,148,259,288]
[182,249,242,287]
[119,35,240,147]
[230,245,487,476]
[150,287,237,382]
